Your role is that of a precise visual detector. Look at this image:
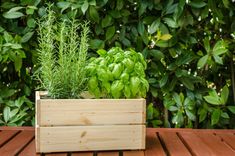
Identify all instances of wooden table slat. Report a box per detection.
[71,152,94,156]
[159,131,191,156]
[0,127,235,156]
[0,130,34,155]
[145,130,166,156]
[0,130,19,147]
[97,151,119,156]
[18,139,40,156]
[215,132,235,150]
[123,151,144,156]
[196,132,235,156]
[45,153,68,156]
[178,131,215,156]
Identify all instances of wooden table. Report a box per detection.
[0,127,235,156]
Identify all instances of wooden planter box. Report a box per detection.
[35,91,146,153]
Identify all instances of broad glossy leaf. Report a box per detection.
[189,1,207,8]
[204,96,221,105]
[3,11,24,19]
[138,21,145,36]
[102,15,112,28]
[14,57,22,72]
[130,77,140,96]
[81,1,89,14]
[180,77,194,90]
[89,5,99,23]
[221,85,229,104]
[3,107,10,123]
[221,112,229,119]
[106,26,115,40]
[124,85,131,98]
[89,39,104,49]
[199,108,207,123]
[211,109,221,125]
[227,106,235,114]
[173,93,182,106]
[186,109,196,121]
[159,74,168,88]
[21,31,34,43]
[197,55,208,69]
[160,34,172,41]
[213,55,223,65]
[149,19,160,34]
[163,18,178,28]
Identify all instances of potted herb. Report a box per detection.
[35,7,148,153]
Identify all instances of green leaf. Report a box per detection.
[14,57,22,72]
[116,0,124,10]
[81,1,89,14]
[189,1,207,8]
[102,15,112,28]
[197,55,208,69]
[173,93,182,106]
[138,21,145,36]
[27,18,36,28]
[159,74,168,88]
[204,96,221,105]
[3,11,24,19]
[57,2,71,13]
[3,106,10,123]
[89,39,105,49]
[89,5,100,23]
[150,50,164,60]
[227,106,235,114]
[222,0,229,8]
[221,112,229,119]
[221,85,229,104]
[203,38,210,53]
[213,55,223,65]
[147,103,154,119]
[163,18,178,28]
[151,88,158,98]
[7,6,24,13]
[186,109,196,121]
[106,26,115,40]
[149,19,160,34]
[213,41,227,56]
[180,77,194,90]
[21,31,34,43]
[199,108,207,123]
[211,109,221,125]
[160,34,172,41]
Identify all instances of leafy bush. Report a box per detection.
[86,47,149,98]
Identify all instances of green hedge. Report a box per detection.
[0,0,235,128]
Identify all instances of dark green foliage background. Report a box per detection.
[0,0,235,128]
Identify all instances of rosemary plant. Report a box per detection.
[36,7,89,99]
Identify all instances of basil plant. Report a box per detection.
[86,47,149,98]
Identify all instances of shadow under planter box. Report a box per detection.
[35,91,146,153]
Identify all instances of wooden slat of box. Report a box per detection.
[36,125,145,153]
[37,98,145,126]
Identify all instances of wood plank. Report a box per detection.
[145,129,166,156]
[18,139,40,156]
[159,131,191,156]
[0,126,34,131]
[178,131,215,156]
[97,151,119,156]
[196,132,235,156]
[38,98,145,126]
[45,153,68,156]
[216,132,235,150]
[0,130,34,155]
[37,125,145,153]
[0,130,19,147]
[71,152,94,156]
[123,151,144,156]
